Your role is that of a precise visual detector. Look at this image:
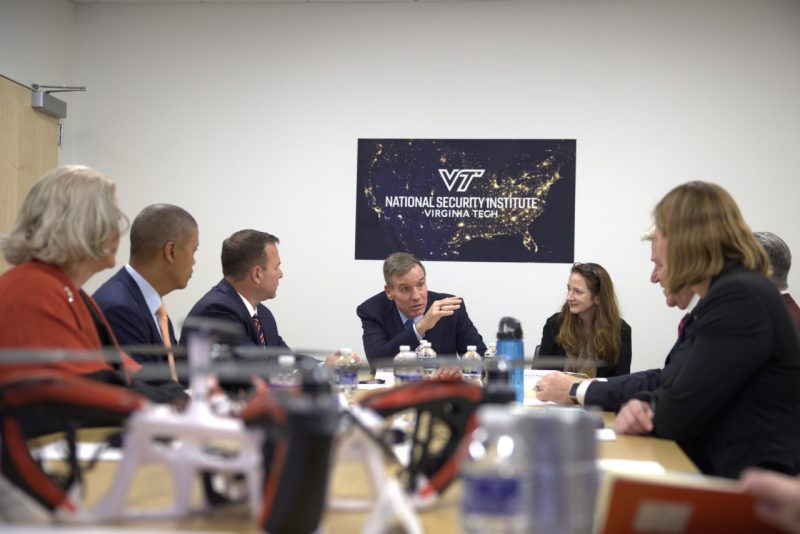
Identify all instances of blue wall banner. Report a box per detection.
[355,139,575,263]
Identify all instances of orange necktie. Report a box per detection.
[156,302,178,382]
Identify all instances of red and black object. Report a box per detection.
[359,379,503,499]
[240,387,341,533]
[0,370,145,513]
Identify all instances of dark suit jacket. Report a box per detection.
[181,278,288,350]
[783,292,800,330]
[356,289,486,367]
[537,312,632,378]
[584,312,696,412]
[646,263,800,478]
[93,267,177,364]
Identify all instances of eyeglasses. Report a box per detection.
[572,262,598,277]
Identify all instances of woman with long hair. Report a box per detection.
[539,262,632,378]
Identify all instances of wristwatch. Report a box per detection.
[568,382,580,405]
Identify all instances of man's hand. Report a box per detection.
[415,297,463,337]
[741,468,800,533]
[535,372,583,404]
[615,399,654,434]
[430,366,462,381]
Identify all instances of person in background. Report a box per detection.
[356,252,485,369]
[536,241,694,408]
[537,262,631,378]
[94,204,199,373]
[739,232,800,530]
[754,231,800,329]
[615,181,800,478]
[0,165,183,402]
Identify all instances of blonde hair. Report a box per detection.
[1,165,128,266]
[654,181,769,295]
[556,262,623,370]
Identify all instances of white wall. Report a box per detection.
[3,0,800,372]
[0,0,78,158]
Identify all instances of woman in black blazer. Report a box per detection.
[616,181,800,479]
[538,262,632,378]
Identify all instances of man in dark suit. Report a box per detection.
[182,230,287,350]
[357,252,486,368]
[182,230,339,367]
[93,204,198,368]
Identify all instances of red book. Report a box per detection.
[595,470,782,533]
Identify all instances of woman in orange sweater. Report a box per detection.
[0,165,140,380]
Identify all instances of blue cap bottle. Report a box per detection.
[496,316,525,403]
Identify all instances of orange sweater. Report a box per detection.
[0,261,141,377]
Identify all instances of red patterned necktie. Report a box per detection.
[252,314,266,346]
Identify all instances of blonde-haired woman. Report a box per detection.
[616,181,800,478]
[0,165,140,379]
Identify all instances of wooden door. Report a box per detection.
[0,74,59,272]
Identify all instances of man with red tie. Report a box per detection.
[182,230,341,367]
[183,230,287,350]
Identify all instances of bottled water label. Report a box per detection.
[462,345,482,385]
[394,345,423,385]
[463,369,482,384]
[462,474,524,516]
[337,369,358,387]
[461,405,531,533]
[395,371,422,385]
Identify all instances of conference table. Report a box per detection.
[30,377,698,533]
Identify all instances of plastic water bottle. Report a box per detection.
[416,340,437,377]
[496,317,525,403]
[462,345,483,385]
[271,354,299,389]
[333,347,358,403]
[461,405,530,533]
[393,345,422,432]
[393,345,422,385]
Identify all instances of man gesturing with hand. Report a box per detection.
[357,252,486,369]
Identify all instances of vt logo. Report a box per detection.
[438,169,485,193]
